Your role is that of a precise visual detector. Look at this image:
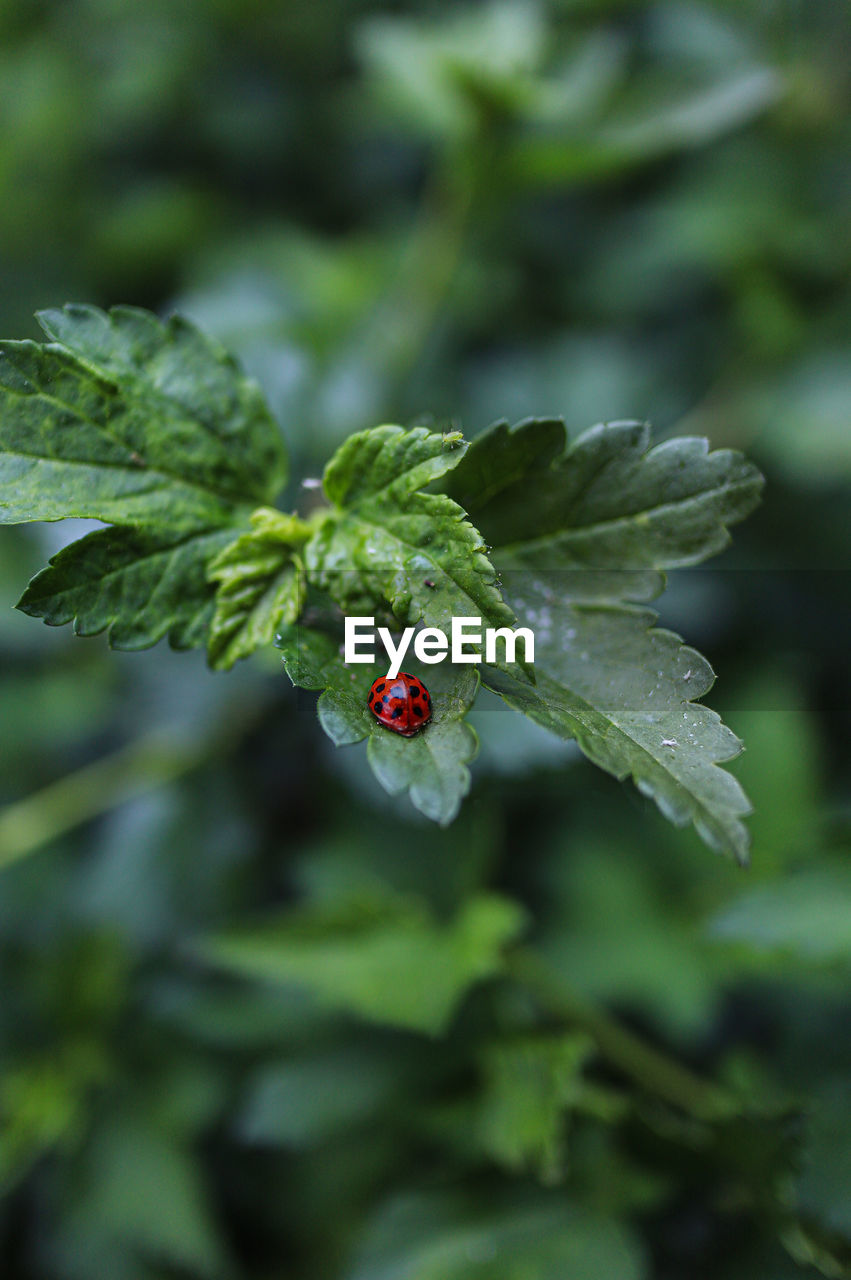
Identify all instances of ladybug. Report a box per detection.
[367,672,432,736]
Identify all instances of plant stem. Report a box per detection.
[0,698,260,873]
[508,947,740,1123]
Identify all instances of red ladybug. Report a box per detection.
[367,672,432,736]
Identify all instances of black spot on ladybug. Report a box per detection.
[391,706,403,719]
[376,682,385,693]
[410,686,420,697]
[413,705,423,717]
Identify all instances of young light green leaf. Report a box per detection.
[276,620,479,826]
[0,304,287,530]
[305,424,531,675]
[322,422,467,506]
[207,508,309,670]
[475,1032,595,1183]
[484,574,752,863]
[442,418,764,577]
[196,891,528,1036]
[16,525,240,650]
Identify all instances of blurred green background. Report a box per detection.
[1,1,850,1277]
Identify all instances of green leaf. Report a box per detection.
[196,891,528,1036]
[0,304,287,530]
[237,1046,406,1146]
[438,417,566,520]
[708,867,851,961]
[207,507,309,669]
[305,424,530,674]
[78,1117,228,1277]
[346,1192,647,1280]
[277,619,480,826]
[798,1081,851,1242]
[0,1057,85,1193]
[475,1033,596,1183]
[484,574,752,863]
[16,525,239,650]
[503,68,780,187]
[442,418,764,579]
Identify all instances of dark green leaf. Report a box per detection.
[16,525,239,650]
[78,1117,228,1277]
[443,418,764,578]
[0,304,287,530]
[796,1081,851,1246]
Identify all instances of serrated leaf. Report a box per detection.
[438,417,567,519]
[16,525,239,650]
[196,891,528,1036]
[442,418,764,580]
[207,508,309,669]
[305,425,530,675]
[484,574,752,863]
[322,422,467,506]
[276,620,479,826]
[0,304,287,530]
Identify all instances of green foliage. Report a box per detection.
[443,418,764,575]
[17,526,238,650]
[486,577,752,863]
[346,1192,647,1280]
[197,890,527,1035]
[473,1032,609,1183]
[304,424,525,664]
[2,303,291,653]
[1,2,849,1276]
[0,305,286,528]
[1,325,762,848]
[207,508,309,670]
[277,620,480,825]
[709,866,851,961]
